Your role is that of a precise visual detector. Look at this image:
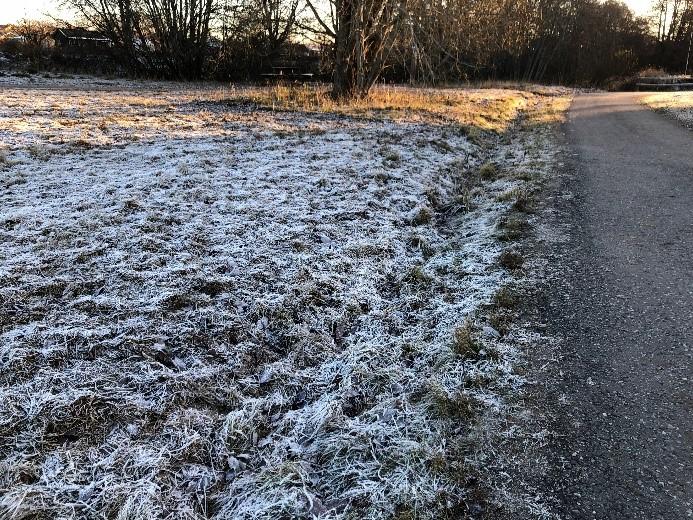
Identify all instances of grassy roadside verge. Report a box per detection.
[640,92,693,128]
[463,93,573,519]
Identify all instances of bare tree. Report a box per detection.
[306,0,405,98]
[64,0,145,70]
[257,0,300,57]
[652,0,693,71]
[65,0,217,78]
[13,19,54,68]
[387,0,651,85]
[141,0,217,77]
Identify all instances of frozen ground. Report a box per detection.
[641,92,693,127]
[0,77,568,519]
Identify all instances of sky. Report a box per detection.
[0,0,656,25]
[626,0,654,16]
[0,0,73,25]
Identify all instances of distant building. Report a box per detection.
[52,28,111,53]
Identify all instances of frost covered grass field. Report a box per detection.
[0,76,569,519]
[641,92,693,128]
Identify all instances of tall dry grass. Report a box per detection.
[223,83,540,133]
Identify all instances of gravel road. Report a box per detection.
[541,92,693,519]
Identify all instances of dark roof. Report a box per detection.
[54,28,110,41]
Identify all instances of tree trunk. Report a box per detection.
[331,0,402,98]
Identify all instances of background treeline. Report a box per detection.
[2,0,693,94]
[652,0,693,71]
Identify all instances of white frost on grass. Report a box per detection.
[0,79,553,519]
[641,91,693,127]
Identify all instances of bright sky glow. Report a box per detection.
[626,0,654,16]
[0,0,73,24]
[0,0,655,25]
